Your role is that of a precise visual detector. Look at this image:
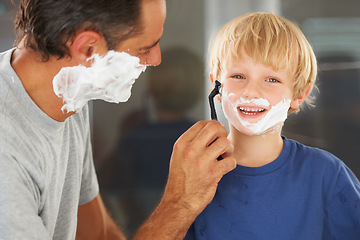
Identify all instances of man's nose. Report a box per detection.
[145,45,161,66]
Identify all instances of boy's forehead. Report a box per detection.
[224,47,290,70]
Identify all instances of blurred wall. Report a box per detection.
[0,2,16,51]
[281,0,360,178]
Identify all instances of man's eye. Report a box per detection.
[139,49,151,55]
[266,78,279,83]
[141,50,150,55]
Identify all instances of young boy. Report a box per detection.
[185,12,360,239]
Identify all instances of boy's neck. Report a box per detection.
[228,125,284,167]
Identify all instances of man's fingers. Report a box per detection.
[207,136,236,178]
[164,120,235,215]
[174,120,227,153]
[216,156,237,176]
[207,135,233,161]
[195,121,228,148]
[175,121,209,146]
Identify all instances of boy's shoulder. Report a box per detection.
[284,137,360,197]
[284,137,350,177]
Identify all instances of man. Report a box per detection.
[0,0,236,239]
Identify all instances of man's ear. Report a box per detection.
[290,85,313,109]
[68,31,108,65]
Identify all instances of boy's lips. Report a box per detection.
[237,105,267,118]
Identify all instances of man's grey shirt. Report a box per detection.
[0,49,99,239]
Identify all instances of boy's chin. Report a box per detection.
[231,124,256,136]
[232,122,284,136]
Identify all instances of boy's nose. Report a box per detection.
[242,81,260,99]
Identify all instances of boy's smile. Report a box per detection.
[238,107,266,116]
[236,98,270,120]
[233,97,270,122]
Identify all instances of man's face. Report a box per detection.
[115,0,166,66]
[53,0,167,113]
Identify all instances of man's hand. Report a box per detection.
[163,120,236,214]
[133,120,236,240]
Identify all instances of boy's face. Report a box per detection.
[218,48,299,135]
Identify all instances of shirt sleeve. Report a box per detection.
[0,153,49,239]
[326,162,360,239]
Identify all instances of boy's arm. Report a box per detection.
[326,163,360,239]
[133,120,236,240]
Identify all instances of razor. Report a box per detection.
[208,80,223,160]
[208,80,222,121]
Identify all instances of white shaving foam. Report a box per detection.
[222,90,291,135]
[235,97,270,108]
[53,50,147,112]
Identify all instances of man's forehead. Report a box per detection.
[138,0,165,42]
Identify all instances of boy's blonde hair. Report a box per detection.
[209,12,317,113]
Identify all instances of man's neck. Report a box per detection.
[11,45,76,122]
[228,125,284,167]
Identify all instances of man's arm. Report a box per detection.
[76,193,126,240]
[133,120,236,240]
[76,121,235,240]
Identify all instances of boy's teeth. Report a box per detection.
[239,107,264,112]
[239,107,265,115]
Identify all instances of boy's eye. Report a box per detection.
[266,78,279,83]
[232,75,245,79]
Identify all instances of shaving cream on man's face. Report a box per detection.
[221,89,291,135]
[53,50,147,113]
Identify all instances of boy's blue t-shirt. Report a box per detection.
[185,137,360,240]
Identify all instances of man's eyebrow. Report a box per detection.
[141,38,161,50]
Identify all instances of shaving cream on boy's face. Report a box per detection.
[221,87,291,135]
[53,50,147,113]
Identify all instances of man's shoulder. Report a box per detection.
[0,48,19,107]
[0,48,15,78]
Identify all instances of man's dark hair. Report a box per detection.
[14,0,143,61]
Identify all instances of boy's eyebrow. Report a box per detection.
[141,38,161,51]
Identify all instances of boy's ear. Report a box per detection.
[209,73,222,102]
[210,73,215,85]
[68,31,108,65]
[290,85,312,109]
